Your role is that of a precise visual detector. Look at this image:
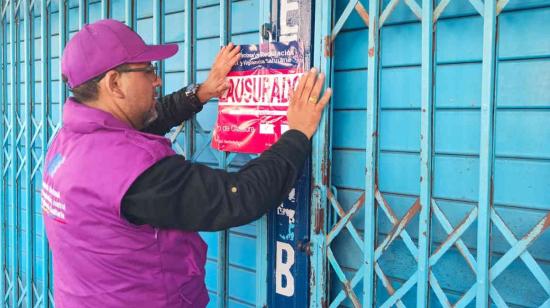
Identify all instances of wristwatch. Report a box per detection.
[184,83,202,107]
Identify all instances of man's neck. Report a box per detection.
[84,98,137,129]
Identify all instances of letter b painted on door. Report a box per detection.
[276,241,295,297]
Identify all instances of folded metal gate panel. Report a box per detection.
[0,1,270,307]
[309,0,550,307]
[1,1,549,308]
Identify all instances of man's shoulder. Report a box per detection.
[52,125,174,164]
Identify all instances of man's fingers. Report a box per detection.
[220,43,238,60]
[315,88,332,112]
[227,52,241,68]
[309,73,325,103]
[228,44,241,58]
[222,43,233,57]
[288,87,295,104]
[293,72,309,104]
[217,46,240,73]
[301,68,318,103]
[214,46,225,62]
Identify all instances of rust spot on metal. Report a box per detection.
[523,212,550,245]
[543,213,550,230]
[297,240,313,256]
[327,192,366,244]
[368,47,375,57]
[343,281,352,295]
[358,193,366,207]
[343,281,361,307]
[372,130,378,137]
[324,35,334,57]
[322,298,328,308]
[422,108,426,112]
[420,176,423,182]
[432,208,476,256]
[495,21,500,43]
[321,158,331,185]
[314,208,325,234]
[355,1,370,26]
[376,189,398,223]
[378,198,420,253]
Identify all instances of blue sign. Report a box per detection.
[267,1,313,307]
[268,159,310,307]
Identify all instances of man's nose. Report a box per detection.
[153,75,162,87]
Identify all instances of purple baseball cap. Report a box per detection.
[61,19,178,89]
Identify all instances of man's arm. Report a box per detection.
[140,88,203,136]
[121,130,310,231]
[141,43,242,136]
[127,68,332,231]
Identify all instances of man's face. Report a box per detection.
[116,62,162,129]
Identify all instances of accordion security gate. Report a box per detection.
[311,0,549,307]
[0,0,271,307]
[0,0,549,308]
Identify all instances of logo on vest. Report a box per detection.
[41,181,66,224]
[46,152,64,177]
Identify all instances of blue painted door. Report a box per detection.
[309,0,550,307]
[0,1,272,307]
[1,1,549,308]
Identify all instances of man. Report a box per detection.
[42,19,331,307]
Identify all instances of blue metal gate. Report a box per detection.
[0,0,273,307]
[309,0,550,307]
[1,0,549,307]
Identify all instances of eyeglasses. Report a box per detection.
[93,63,159,83]
[117,63,159,79]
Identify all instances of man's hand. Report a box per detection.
[197,43,241,103]
[287,68,332,139]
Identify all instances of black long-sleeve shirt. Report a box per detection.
[121,89,310,231]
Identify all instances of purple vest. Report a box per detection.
[42,99,209,307]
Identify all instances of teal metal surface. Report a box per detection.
[1,1,549,307]
[1,1,271,307]
[364,0,380,306]
[311,0,549,307]
[417,0,433,306]
[256,2,269,307]
[477,0,497,306]
[0,2,5,304]
[216,2,229,306]
[39,1,50,306]
[22,2,32,308]
[8,2,17,307]
[309,0,332,306]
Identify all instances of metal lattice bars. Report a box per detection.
[1,1,548,307]
[476,0,498,306]
[363,0,380,305]
[9,2,19,308]
[0,1,6,305]
[23,1,33,307]
[311,0,549,307]
[39,0,49,306]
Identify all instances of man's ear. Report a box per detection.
[102,70,125,99]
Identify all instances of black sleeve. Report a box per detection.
[121,129,311,231]
[140,88,204,136]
